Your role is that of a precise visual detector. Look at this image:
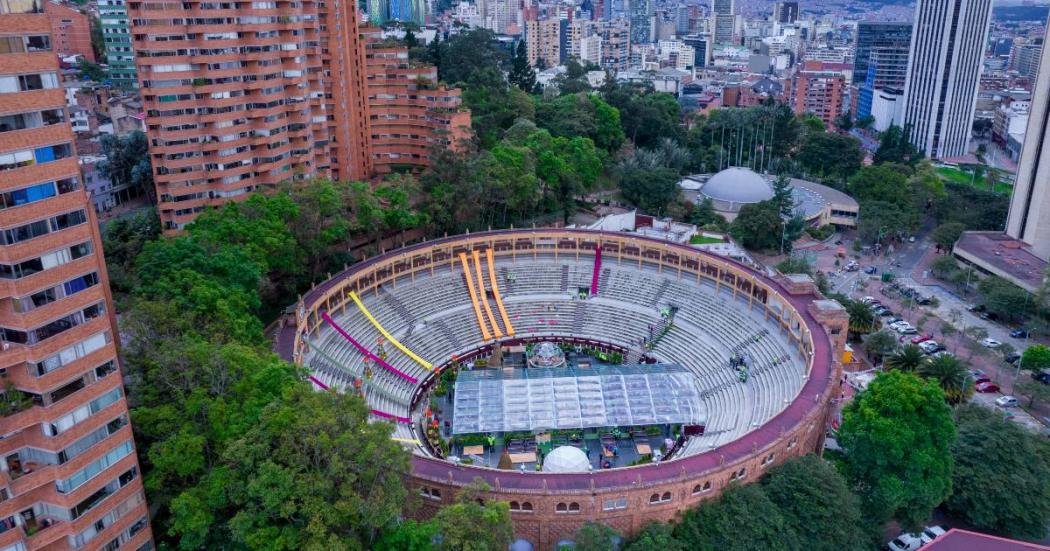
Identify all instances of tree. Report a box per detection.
[963,326,990,359]
[931,222,966,252]
[78,58,105,82]
[103,208,161,293]
[979,276,1031,324]
[873,124,921,165]
[862,330,898,364]
[730,201,783,251]
[617,148,681,215]
[857,200,911,243]
[508,40,535,92]
[674,483,801,551]
[932,182,1009,231]
[375,520,438,551]
[918,353,971,403]
[844,299,876,337]
[838,371,955,528]
[771,174,795,217]
[948,404,1050,540]
[170,386,410,549]
[90,14,106,63]
[885,345,925,372]
[796,132,864,184]
[688,197,727,229]
[931,255,958,279]
[602,81,683,148]
[535,93,625,152]
[1021,344,1050,372]
[431,479,514,551]
[624,523,686,551]
[574,521,621,551]
[404,27,418,48]
[98,131,154,200]
[1015,378,1050,409]
[760,455,870,551]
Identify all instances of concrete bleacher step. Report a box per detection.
[379,288,416,326]
[572,303,587,334]
[560,265,569,292]
[652,278,672,305]
[434,319,464,351]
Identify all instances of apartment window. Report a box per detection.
[34,331,109,376]
[0,34,50,53]
[2,209,87,245]
[0,0,43,14]
[601,497,626,511]
[70,467,138,519]
[56,440,134,494]
[0,241,93,280]
[0,72,58,93]
[46,387,122,436]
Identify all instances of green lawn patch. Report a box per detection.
[935,166,1013,195]
[690,235,724,245]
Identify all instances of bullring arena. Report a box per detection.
[274,229,848,550]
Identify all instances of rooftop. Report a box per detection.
[924,529,1050,551]
[954,231,1048,292]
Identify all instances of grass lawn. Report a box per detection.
[690,235,724,245]
[935,166,1013,195]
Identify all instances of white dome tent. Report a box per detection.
[542,446,591,473]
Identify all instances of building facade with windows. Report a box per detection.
[129,0,375,232]
[854,21,911,120]
[44,2,94,63]
[97,0,135,89]
[0,2,152,550]
[900,0,993,159]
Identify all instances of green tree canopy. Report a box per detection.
[796,132,864,184]
[602,81,683,148]
[886,344,926,372]
[838,370,956,528]
[431,480,514,551]
[760,455,870,551]
[730,200,783,251]
[534,93,625,152]
[170,386,410,549]
[573,521,621,551]
[508,40,535,92]
[918,353,972,404]
[948,404,1050,540]
[1021,344,1050,372]
[674,483,801,551]
[873,124,922,165]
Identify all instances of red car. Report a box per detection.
[911,334,933,344]
[975,381,1000,393]
[974,375,992,385]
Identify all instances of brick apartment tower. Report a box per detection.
[362,28,470,173]
[129,0,374,232]
[787,60,846,129]
[44,2,95,63]
[0,2,153,550]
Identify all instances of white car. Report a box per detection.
[981,338,1002,348]
[889,321,910,330]
[918,341,940,354]
[861,296,877,304]
[920,526,947,545]
[887,532,923,551]
[893,323,915,334]
[995,396,1019,408]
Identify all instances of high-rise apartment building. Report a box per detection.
[1014,40,1043,81]
[711,0,734,44]
[788,60,846,129]
[0,2,152,549]
[525,18,560,68]
[98,0,136,89]
[1007,27,1050,261]
[854,21,912,120]
[130,0,374,231]
[598,18,629,71]
[362,29,470,172]
[367,0,425,26]
[900,0,993,159]
[44,2,94,62]
[772,1,798,24]
[629,0,653,45]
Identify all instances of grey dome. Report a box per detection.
[542,446,591,473]
[701,167,773,206]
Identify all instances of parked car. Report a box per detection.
[911,334,933,344]
[846,261,859,272]
[973,374,992,385]
[981,338,1002,348]
[976,381,1001,393]
[968,304,985,313]
[886,532,923,551]
[915,296,932,305]
[1005,351,1022,365]
[861,296,877,305]
[1011,328,1030,339]
[918,341,941,354]
[980,311,1000,321]
[920,526,947,545]
[1031,370,1050,384]
[971,369,986,379]
[879,309,895,317]
[865,266,878,275]
[995,396,1020,408]
[899,327,918,335]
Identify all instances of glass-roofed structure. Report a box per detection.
[451,364,706,435]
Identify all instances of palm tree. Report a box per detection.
[846,301,875,337]
[918,353,971,403]
[885,344,925,372]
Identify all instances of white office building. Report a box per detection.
[899,0,993,159]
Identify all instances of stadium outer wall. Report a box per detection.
[274,229,849,550]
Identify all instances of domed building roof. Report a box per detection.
[700,167,773,207]
[542,446,591,473]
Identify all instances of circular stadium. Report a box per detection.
[275,229,847,549]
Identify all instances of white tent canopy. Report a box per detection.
[452,365,705,435]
